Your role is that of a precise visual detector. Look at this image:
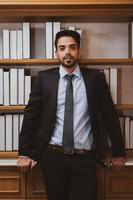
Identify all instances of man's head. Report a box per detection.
[55,30,81,69]
[55,30,81,50]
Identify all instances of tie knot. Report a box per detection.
[66,74,74,81]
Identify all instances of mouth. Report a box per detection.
[64,56,73,61]
[64,58,72,63]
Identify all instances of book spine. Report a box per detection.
[10,30,17,59]
[5,114,12,151]
[0,115,5,151]
[3,70,10,106]
[17,30,23,59]
[0,68,4,105]
[23,22,30,58]
[12,114,19,150]
[10,68,18,105]
[3,29,9,59]
[46,22,53,59]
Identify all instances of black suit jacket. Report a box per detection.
[19,67,125,161]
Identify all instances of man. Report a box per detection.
[17,30,125,200]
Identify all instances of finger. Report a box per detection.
[17,159,31,173]
[112,163,124,171]
[31,160,37,169]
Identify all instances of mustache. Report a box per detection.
[63,55,73,59]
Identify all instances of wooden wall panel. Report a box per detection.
[97,167,105,199]
[105,167,133,199]
[0,166,25,199]
[27,166,47,200]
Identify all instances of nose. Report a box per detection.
[65,47,70,54]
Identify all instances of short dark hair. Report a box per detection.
[55,30,81,50]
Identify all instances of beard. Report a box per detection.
[59,55,78,68]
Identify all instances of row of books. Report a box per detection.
[121,116,133,149]
[0,114,24,151]
[0,67,117,106]
[103,116,133,149]
[103,68,118,105]
[0,113,132,152]
[2,23,30,59]
[1,21,82,59]
[0,68,31,105]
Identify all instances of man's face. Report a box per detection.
[55,36,80,68]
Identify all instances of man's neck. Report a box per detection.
[63,65,78,75]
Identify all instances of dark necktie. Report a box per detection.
[62,74,74,154]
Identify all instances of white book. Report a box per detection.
[76,29,82,38]
[12,114,19,150]
[45,22,53,58]
[110,68,118,104]
[5,114,12,151]
[0,115,5,151]
[17,30,23,59]
[0,29,3,58]
[125,117,130,149]
[53,22,60,58]
[68,26,75,30]
[10,30,17,59]
[18,68,24,105]
[10,68,18,105]
[131,22,133,58]
[24,75,31,105]
[104,69,110,86]
[130,120,133,149]
[3,29,9,59]
[19,114,24,132]
[3,70,9,105]
[0,68,4,105]
[23,22,30,58]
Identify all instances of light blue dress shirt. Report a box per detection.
[50,65,94,150]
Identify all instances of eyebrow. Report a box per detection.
[58,44,77,48]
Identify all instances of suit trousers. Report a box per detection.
[40,147,97,200]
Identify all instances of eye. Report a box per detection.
[58,46,65,51]
[71,46,76,50]
[70,45,77,50]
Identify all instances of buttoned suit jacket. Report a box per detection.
[19,67,125,162]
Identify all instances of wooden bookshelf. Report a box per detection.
[0,1,133,200]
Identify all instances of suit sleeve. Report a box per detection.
[19,72,43,157]
[97,71,125,157]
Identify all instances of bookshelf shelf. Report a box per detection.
[0,58,133,65]
[116,104,133,110]
[0,1,133,21]
[0,151,18,159]
[0,106,25,111]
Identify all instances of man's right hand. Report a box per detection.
[17,157,37,173]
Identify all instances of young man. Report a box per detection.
[18,30,125,200]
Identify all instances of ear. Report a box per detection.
[55,50,58,58]
[78,48,81,59]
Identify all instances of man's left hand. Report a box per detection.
[107,157,125,171]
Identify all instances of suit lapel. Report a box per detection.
[50,68,60,113]
[81,68,93,115]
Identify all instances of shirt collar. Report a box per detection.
[59,64,81,79]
